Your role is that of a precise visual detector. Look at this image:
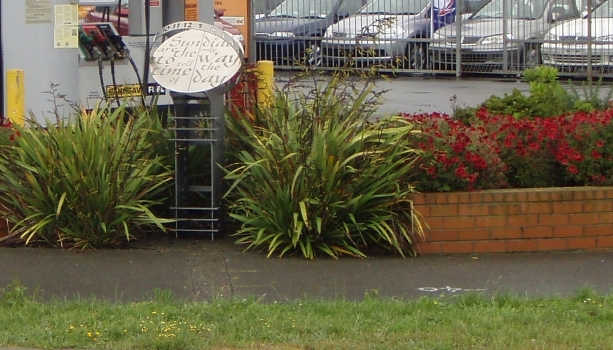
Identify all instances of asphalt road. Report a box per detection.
[275,71,531,117]
[373,75,531,116]
[274,71,613,117]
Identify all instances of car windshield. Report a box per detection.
[471,0,545,19]
[359,0,430,15]
[593,0,613,17]
[267,0,339,18]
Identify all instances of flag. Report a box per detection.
[431,0,456,33]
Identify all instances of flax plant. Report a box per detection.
[224,72,424,259]
[0,104,173,248]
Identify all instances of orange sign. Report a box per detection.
[185,0,198,21]
[181,0,250,59]
[214,0,250,59]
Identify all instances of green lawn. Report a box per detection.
[1,283,612,350]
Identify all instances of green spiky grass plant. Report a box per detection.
[224,72,424,259]
[568,76,613,113]
[0,104,173,248]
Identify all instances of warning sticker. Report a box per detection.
[185,0,198,21]
[106,84,166,98]
[106,84,142,98]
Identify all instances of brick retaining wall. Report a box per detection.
[411,187,613,254]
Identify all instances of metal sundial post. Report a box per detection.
[170,91,190,236]
[168,90,219,238]
[150,21,244,239]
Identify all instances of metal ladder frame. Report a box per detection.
[169,91,225,239]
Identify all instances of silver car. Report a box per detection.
[255,0,367,66]
[320,0,437,69]
[429,0,590,71]
[542,0,613,70]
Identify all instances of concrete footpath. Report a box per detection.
[1,235,612,303]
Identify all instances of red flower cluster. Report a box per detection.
[550,110,613,185]
[0,117,19,143]
[402,112,507,192]
[402,107,613,191]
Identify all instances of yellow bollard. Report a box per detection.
[256,60,274,108]
[6,69,25,126]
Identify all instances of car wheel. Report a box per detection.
[522,43,541,70]
[407,42,428,70]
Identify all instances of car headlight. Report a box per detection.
[270,31,295,38]
[480,34,512,45]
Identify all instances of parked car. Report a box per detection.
[542,0,613,70]
[254,0,368,66]
[429,0,592,71]
[320,0,452,69]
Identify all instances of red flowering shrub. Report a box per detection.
[474,108,613,187]
[401,66,613,191]
[403,112,507,192]
[552,109,613,185]
[402,107,613,191]
[474,108,569,188]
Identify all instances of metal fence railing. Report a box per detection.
[252,0,613,79]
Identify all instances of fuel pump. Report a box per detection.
[76,0,236,107]
[77,0,166,107]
